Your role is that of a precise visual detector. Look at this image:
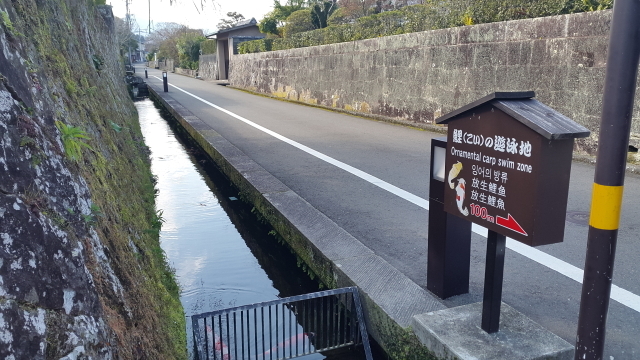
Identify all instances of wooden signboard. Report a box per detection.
[436,92,590,246]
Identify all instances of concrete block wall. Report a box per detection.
[199,54,218,80]
[158,59,174,72]
[229,10,640,154]
[174,67,197,77]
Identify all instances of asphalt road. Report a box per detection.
[140,66,640,359]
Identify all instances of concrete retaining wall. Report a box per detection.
[229,10,640,154]
[157,59,174,72]
[147,60,174,71]
[199,54,218,80]
[174,67,197,77]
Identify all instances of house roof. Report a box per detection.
[435,92,590,140]
[206,18,258,37]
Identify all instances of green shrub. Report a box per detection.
[401,4,448,33]
[239,1,594,54]
[327,7,353,26]
[200,39,217,55]
[283,9,316,38]
[239,38,274,53]
[353,10,405,40]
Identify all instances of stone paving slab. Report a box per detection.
[412,302,574,360]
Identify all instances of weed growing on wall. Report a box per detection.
[55,121,94,162]
[0,9,15,33]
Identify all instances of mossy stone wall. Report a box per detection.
[230,10,640,154]
[0,0,185,358]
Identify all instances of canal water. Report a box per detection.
[135,99,376,360]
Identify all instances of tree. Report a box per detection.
[145,22,181,55]
[334,0,377,21]
[259,15,280,36]
[310,0,337,28]
[327,7,352,25]
[258,0,308,36]
[260,0,336,37]
[114,17,139,57]
[217,12,245,30]
[273,0,308,21]
[283,9,316,37]
[144,22,203,62]
[176,32,205,69]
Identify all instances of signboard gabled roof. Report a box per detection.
[436,92,590,140]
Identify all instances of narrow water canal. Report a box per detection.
[135,99,376,360]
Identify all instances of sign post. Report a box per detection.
[481,230,506,333]
[427,137,472,299]
[436,92,589,333]
[575,1,640,358]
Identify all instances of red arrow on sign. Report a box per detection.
[496,214,528,236]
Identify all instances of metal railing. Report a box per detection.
[191,287,372,360]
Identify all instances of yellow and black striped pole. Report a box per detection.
[575,1,640,359]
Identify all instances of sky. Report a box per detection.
[110,0,274,36]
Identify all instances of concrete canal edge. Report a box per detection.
[147,85,574,360]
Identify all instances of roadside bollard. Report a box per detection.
[163,71,168,92]
[145,68,148,79]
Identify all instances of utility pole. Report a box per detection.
[574,1,640,359]
[125,0,131,63]
[138,26,141,62]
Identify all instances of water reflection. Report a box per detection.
[135,99,327,359]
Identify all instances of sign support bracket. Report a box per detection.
[481,229,506,333]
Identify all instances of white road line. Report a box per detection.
[152,76,640,313]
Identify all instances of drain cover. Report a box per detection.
[566,211,589,226]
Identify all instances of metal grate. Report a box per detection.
[191,287,373,360]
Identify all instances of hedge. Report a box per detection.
[239,5,450,54]
[239,0,601,54]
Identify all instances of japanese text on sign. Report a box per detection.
[452,129,532,157]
